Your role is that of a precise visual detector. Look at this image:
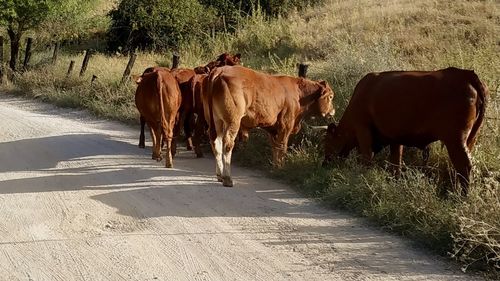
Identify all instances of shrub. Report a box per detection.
[107,0,215,52]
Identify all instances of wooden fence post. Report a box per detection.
[66,60,75,77]
[120,52,137,85]
[298,63,308,78]
[79,49,92,77]
[23,37,33,70]
[171,53,180,69]
[52,42,59,64]
[0,36,4,83]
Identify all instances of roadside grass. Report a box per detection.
[0,0,498,274]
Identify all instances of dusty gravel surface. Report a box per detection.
[0,95,483,281]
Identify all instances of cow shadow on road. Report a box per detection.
[0,133,216,194]
[0,133,137,173]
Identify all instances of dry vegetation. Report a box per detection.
[1,0,499,274]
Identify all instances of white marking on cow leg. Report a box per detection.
[213,136,224,182]
[222,149,233,187]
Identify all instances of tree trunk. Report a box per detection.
[7,27,22,71]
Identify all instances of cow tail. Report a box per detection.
[157,71,169,142]
[467,71,489,150]
[190,76,197,109]
[207,69,222,141]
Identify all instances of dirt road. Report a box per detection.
[0,95,481,281]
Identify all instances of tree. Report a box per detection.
[107,0,215,52]
[0,0,60,70]
[36,0,104,45]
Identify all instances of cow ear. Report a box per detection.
[132,74,142,84]
[218,53,229,61]
[234,53,241,60]
[319,80,327,87]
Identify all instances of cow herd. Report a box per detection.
[134,53,489,195]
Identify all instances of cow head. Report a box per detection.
[217,53,241,65]
[194,53,242,74]
[316,80,335,118]
[323,122,354,166]
[194,65,211,74]
[133,67,159,84]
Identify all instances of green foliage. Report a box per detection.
[34,0,107,45]
[0,0,53,30]
[107,0,215,52]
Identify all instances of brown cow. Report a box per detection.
[193,53,241,74]
[205,65,335,187]
[323,67,488,195]
[136,67,193,150]
[186,73,209,158]
[181,53,242,154]
[137,53,242,150]
[135,69,182,168]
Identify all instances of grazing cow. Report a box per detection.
[323,67,488,195]
[135,69,182,168]
[205,65,335,187]
[137,53,242,150]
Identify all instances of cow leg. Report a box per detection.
[210,119,224,182]
[270,125,292,168]
[164,137,173,168]
[221,122,240,187]
[139,116,146,148]
[184,110,195,151]
[389,144,403,176]
[164,111,182,168]
[171,115,181,157]
[151,123,162,161]
[193,114,205,158]
[356,128,374,164]
[444,141,472,196]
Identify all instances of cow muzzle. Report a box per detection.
[322,109,335,118]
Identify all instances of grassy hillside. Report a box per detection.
[1,0,499,274]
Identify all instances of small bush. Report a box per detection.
[107,0,215,52]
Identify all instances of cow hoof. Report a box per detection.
[165,163,173,168]
[216,174,223,182]
[186,145,193,151]
[222,177,233,187]
[139,144,145,149]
